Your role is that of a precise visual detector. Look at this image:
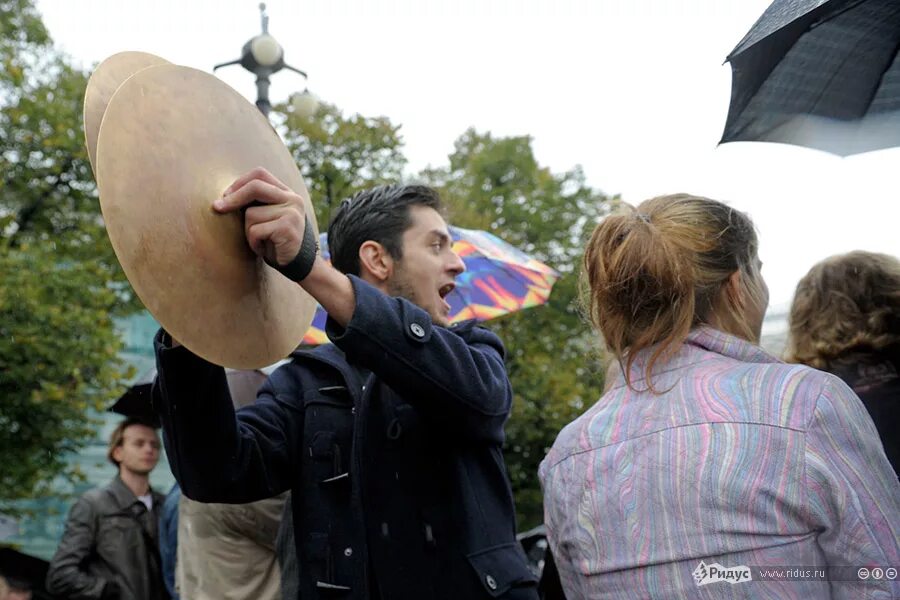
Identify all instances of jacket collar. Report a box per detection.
[621,326,781,385]
[684,326,780,365]
[107,475,161,511]
[292,343,365,391]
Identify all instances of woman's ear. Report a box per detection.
[725,270,746,310]
[358,241,393,283]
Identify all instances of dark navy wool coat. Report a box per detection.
[152,276,538,600]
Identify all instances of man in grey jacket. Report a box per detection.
[46,416,169,600]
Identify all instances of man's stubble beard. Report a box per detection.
[387,266,420,307]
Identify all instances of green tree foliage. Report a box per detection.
[423,129,615,527]
[1,0,131,510]
[0,3,126,295]
[1,0,49,65]
[0,246,126,508]
[274,101,407,228]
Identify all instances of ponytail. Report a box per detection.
[583,194,760,391]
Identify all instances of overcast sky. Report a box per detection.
[34,0,900,314]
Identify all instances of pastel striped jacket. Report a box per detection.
[539,327,900,599]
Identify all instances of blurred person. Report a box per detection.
[3,577,31,600]
[158,483,180,600]
[787,250,900,475]
[540,194,900,599]
[175,492,286,600]
[173,367,287,600]
[46,417,168,600]
[274,495,298,600]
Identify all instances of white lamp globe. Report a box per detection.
[251,34,282,67]
[291,91,319,118]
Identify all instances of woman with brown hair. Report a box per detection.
[539,195,899,599]
[787,251,900,475]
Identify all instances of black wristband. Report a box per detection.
[266,215,318,282]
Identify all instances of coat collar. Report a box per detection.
[620,326,782,385]
[684,325,780,365]
[291,344,363,396]
[292,343,365,391]
[107,475,162,511]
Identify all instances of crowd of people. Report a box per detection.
[36,177,898,599]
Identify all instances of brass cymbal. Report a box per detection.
[96,64,318,369]
[83,51,170,175]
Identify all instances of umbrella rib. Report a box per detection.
[806,18,897,118]
[728,0,841,60]
[809,0,874,31]
[791,1,900,119]
[865,36,900,114]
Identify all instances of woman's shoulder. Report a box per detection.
[724,358,877,437]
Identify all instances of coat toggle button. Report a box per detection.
[485,574,497,590]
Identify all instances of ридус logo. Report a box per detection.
[693,561,752,586]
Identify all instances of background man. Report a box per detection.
[46,417,168,600]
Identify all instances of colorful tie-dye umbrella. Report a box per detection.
[301,226,559,344]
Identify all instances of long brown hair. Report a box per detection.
[787,251,900,369]
[583,194,763,390]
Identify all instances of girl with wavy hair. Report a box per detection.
[787,251,900,474]
[539,195,899,599]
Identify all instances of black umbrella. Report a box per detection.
[110,366,274,423]
[109,366,160,425]
[0,547,53,599]
[722,0,900,155]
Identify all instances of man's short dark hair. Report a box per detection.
[327,184,444,276]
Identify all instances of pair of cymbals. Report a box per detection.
[86,52,318,369]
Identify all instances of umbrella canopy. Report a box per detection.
[301,226,559,345]
[0,547,51,599]
[722,0,900,155]
[110,364,282,422]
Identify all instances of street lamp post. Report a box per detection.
[214,3,318,119]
